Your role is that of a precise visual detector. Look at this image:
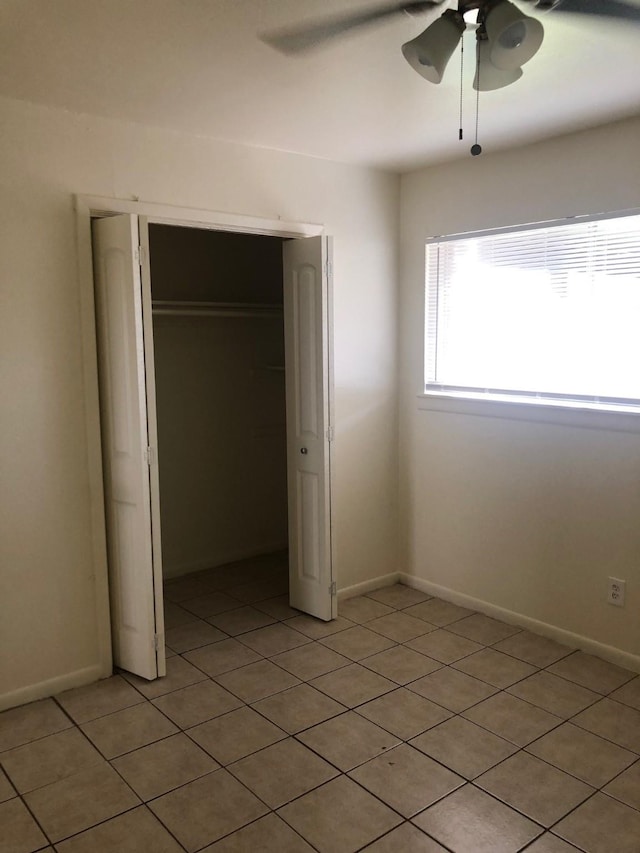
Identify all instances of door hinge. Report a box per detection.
[325,260,332,278]
[326,426,334,443]
[154,633,161,651]
[134,245,146,266]
[144,446,154,466]
[329,581,337,596]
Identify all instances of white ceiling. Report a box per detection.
[1,0,639,172]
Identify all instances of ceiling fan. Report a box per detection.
[261,0,640,93]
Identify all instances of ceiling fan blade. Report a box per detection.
[538,0,640,24]
[261,0,445,55]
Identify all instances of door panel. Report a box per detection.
[92,214,161,679]
[299,470,320,581]
[284,236,334,620]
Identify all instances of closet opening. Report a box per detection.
[149,224,293,643]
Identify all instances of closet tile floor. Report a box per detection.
[2,556,640,852]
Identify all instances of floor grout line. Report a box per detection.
[2,562,639,852]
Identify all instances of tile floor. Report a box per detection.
[2,554,640,852]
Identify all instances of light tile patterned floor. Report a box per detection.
[1,555,640,852]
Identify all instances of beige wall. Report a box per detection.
[153,251,289,577]
[0,95,399,709]
[399,117,640,665]
[154,313,289,578]
[4,85,637,709]
[149,224,284,305]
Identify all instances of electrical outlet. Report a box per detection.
[607,577,626,607]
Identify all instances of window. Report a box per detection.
[425,210,640,410]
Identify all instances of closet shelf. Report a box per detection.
[152,300,283,319]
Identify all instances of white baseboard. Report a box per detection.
[0,663,108,713]
[399,573,640,675]
[338,571,400,602]
[163,542,289,579]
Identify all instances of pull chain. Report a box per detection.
[458,34,464,141]
[471,40,482,156]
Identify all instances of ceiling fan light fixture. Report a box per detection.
[401,9,466,84]
[485,0,544,70]
[473,37,523,90]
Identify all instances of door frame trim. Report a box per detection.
[75,194,326,676]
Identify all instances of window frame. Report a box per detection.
[420,207,640,430]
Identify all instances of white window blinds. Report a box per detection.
[425,212,640,404]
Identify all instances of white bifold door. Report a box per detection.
[92,215,335,680]
[283,236,336,621]
[92,214,165,679]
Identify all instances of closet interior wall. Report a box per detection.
[149,225,288,581]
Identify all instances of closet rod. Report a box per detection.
[152,300,283,319]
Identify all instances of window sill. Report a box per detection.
[417,391,640,434]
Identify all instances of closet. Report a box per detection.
[148,224,288,583]
[91,209,334,683]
